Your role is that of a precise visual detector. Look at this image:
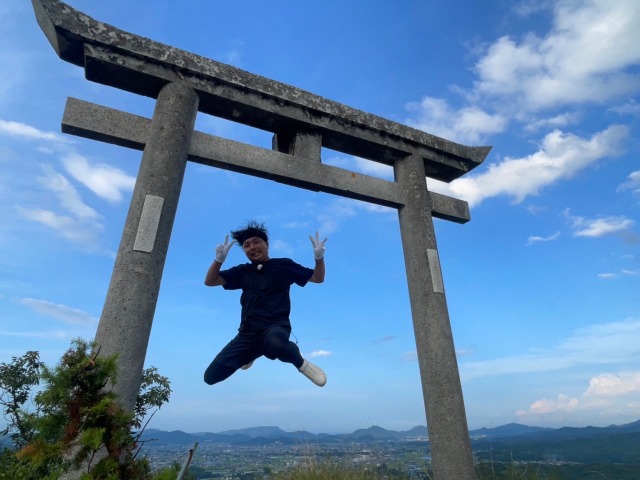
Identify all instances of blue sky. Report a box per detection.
[1,0,639,435]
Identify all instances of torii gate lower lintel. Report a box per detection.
[32,1,491,479]
[61,97,472,224]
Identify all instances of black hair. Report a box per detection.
[230,220,269,245]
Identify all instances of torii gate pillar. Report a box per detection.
[32,0,489,477]
[94,83,199,411]
[396,155,475,477]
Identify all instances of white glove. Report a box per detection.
[215,235,236,263]
[309,231,328,260]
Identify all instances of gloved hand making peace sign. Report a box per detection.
[309,231,328,260]
[215,235,236,264]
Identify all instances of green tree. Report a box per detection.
[0,339,171,479]
[0,351,44,448]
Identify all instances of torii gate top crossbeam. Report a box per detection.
[32,0,490,185]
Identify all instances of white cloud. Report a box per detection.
[617,170,640,196]
[516,394,579,416]
[359,202,394,215]
[598,269,639,280]
[427,125,628,207]
[0,119,71,144]
[222,39,245,66]
[610,99,640,117]
[14,162,118,253]
[17,207,81,234]
[456,348,474,358]
[565,211,635,237]
[223,48,243,66]
[15,206,105,249]
[584,372,640,397]
[516,371,640,421]
[61,153,135,203]
[525,205,548,215]
[0,118,131,253]
[283,221,311,230]
[524,112,581,133]
[353,157,393,180]
[307,350,332,358]
[19,297,98,326]
[474,0,640,111]
[403,351,418,362]
[323,155,395,181]
[323,154,352,170]
[315,200,356,235]
[270,239,293,256]
[404,0,640,150]
[461,318,640,381]
[38,165,100,220]
[397,0,640,227]
[512,0,555,18]
[406,97,507,144]
[2,121,137,254]
[559,319,640,359]
[526,231,560,246]
[598,273,618,280]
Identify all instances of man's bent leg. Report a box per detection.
[263,327,304,368]
[204,334,259,385]
[204,362,236,385]
[263,327,327,386]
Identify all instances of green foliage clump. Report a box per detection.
[0,350,43,449]
[0,339,172,479]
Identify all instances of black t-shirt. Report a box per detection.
[220,258,314,332]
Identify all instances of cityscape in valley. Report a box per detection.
[139,420,640,479]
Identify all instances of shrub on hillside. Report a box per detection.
[0,339,171,479]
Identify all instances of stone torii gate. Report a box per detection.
[32,1,490,478]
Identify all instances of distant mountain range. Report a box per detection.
[471,419,640,464]
[141,424,429,446]
[140,419,640,449]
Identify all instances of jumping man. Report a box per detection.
[203,221,328,387]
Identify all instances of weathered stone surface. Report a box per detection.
[395,155,476,479]
[32,0,490,182]
[63,97,471,223]
[93,83,199,413]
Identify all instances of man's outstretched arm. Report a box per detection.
[308,231,327,284]
[309,257,325,284]
[204,259,225,286]
[204,234,235,286]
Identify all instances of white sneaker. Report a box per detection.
[298,360,327,387]
[241,360,254,370]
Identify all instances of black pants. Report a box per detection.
[204,325,304,385]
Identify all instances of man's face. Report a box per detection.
[242,236,269,264]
